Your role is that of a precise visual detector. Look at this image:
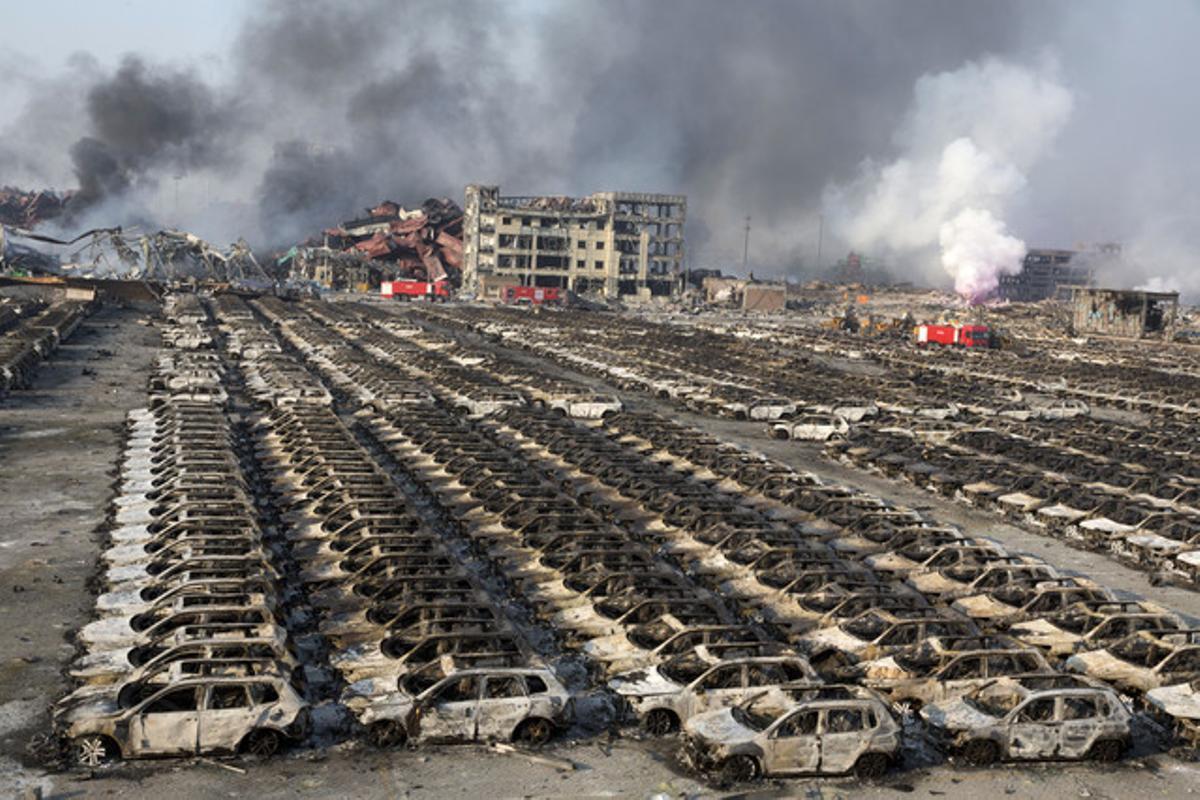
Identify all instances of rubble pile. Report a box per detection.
[319,198,464,284]
[0,186,73,229]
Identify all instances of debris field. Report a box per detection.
[8,292,1200,794]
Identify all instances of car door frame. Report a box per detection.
[413,675,483,743]
[198,682,262,753]
[763,707,821,775]
[127,684,202,756]
[475,674,533,741]
[685,663,747,718]
[818,704,870,774]
[1005,695,1059,759]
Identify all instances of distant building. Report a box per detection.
[462,185,686,301]
[997,248,1093,302]
[701,276,786,312]
[1071,287,1179,340]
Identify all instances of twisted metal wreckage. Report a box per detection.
[0,223,270,285]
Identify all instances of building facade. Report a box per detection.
[997,248,1094,302]
[462,185,686,301]
[1071,288,1179,340]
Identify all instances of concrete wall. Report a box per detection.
[1072,288,1179,339]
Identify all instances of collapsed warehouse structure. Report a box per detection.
[462,185,686,301]
[281,199,464,291]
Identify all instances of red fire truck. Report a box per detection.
[380,280,450,301]
[915,324,993,348]
[503,286,563,306]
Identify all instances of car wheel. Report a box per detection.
[963,738,1000,766]
[644,709,679,736]
[513,717,554,747]
[1089,739,1126,762]
[719,754,760,784]
[241,728,283,758]
[853,752,890,779]
[368,720,408,749]
[74,735,116,768]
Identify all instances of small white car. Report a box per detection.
[771,414,849,442]
[56,675,310,767]
[683,685,899,782]
[922,676,1130,764]
[547,393,623,419]
[346,667,573,748]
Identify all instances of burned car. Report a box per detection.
[609,652,821,735]
[1009,601,1181,658]
[922,675,1130,764]
[683,685,899,782]
[1145,678,1200,745]
[346,666,572,748]
[56,674,309,766]
[863,645,1055,707]
[1065,629,1200,693]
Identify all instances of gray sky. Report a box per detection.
[0,0,240,117]
[1,0,1198,296]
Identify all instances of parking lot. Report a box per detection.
[6,294,1200,798]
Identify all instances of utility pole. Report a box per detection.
[173,174,184,228]
[742,216,751,274]
[816,213,824,274]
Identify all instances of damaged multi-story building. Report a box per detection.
[461,185,686,301]
[997,248,1094,302]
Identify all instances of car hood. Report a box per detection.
[608,667,679,697]
[859,655,914,682]
[343,689,414,723]
[803,626,865,655]
[582,633,629,661]
[952,594,1011,618]
[1145,682,1200,721]
[921,698,999,731]
[685,707,758,745]
[1009,618,1073,641]
[53,690,122,726]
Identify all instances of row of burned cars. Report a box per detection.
[286,300,1200,776]
[52,319,312,767]
[49,293,1200,785]
[0,296,90,396]
[411,305,1200,591]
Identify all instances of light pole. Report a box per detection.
[742,216,751,275]
[816,213,824,274]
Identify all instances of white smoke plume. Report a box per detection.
[823,58,1073,301]
[939,208,1026,301]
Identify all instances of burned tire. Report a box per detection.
[1089,738,1126,763]
[241,728,283,758]
[513,717,554,747]
[644,709,680,736]
[853,752,890,779]
[73,734,117,768]
[963,738,1000,766]
[719,754,760,784]
[368,720,408,749]
[770,427,790,440]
